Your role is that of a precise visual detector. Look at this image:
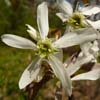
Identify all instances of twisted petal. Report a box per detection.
[1,34,37,49]
[57,0,73,16]
[66,56,93,76]
[37,2,49,39]
[19,57,42,89]
[26,24,37,39]
[87,20,100,29]
[71,69,100,81]
[48,55,72,96]
[81,6,100,16]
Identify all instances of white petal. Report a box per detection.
[74,27,94,35]
[54,49,63,61]
[49,55,72,96]
[37,2,49,39]
[5,0,11,6]
[57,0,73,16]
[72,69,100,81]
[79,6,93,13]
[66,56,92,76]
[53,31,98,48]
[80,42,92,56]
[82,6,100,16]
[19,57,42,89]
[90,41,99,59]
[97,38,100,46]
[26,24,37,39]
[87,20,100,29]
[80,41,99,62]
[53,32,77,48]
[56,13,68,22]
[91,41,99,52]
[1,34,37,49]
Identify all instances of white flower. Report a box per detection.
[1,2,71,96]
[56,0,100,29]
[56,0,100,60]
[1,1,100,96]
[65,54,100,82]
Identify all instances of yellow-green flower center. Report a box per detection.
[68,12,86,29]
[35,38,57,58]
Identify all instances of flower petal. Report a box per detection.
[49,55,72,96]
[26,24,37,39]
[81,41,99,60]
[54,49,63,61]
[53,31,98,48]
[37,2,49,39]
[79,6,93,13]
[87,20,100,29]
[71,69,100,81]
[1,34,37,49]
[81,6,100,16]
[56,13,68,22]
[53,32,77,48]
[80,42,92,56]
[56,0,73,16]
[19,57,42,89]
[66,55,92,76]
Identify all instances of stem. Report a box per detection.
[68,94,75,100]
[73,0,79,12]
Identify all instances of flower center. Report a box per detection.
[35,38,57,58]
[68,12,86,29]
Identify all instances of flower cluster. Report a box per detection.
[1,0,100,97]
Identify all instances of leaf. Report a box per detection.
[49,55,72,96]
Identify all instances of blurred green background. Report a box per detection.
[0,0,37,99]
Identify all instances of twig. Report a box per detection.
[68,94,75,100]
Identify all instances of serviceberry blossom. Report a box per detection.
[1,1,100,96]
[65,53,100,82]
[56,0,100,29]
[56,0,100,62]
